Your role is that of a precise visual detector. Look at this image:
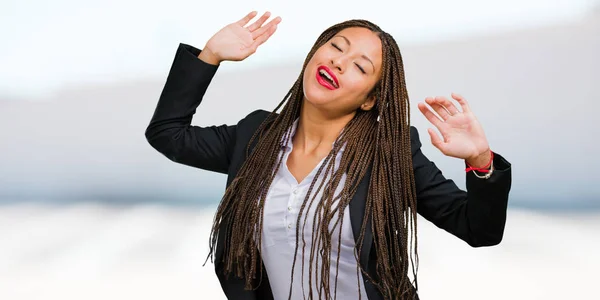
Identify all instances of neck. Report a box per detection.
[293,100,355,154]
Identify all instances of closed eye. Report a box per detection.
[331,43,342,51]
[355,63,366,74]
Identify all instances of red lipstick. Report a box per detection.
[316,66,339,90]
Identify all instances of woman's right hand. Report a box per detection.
[199,11,281,65]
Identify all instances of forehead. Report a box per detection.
[331,27,382,68]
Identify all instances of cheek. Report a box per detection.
[344,77,374,99]
[302,68,314,94]
[302,69,326,104]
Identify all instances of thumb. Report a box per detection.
[427,128,446,152]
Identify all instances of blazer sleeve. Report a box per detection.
[145,43,235,174]
[410,126,512,247]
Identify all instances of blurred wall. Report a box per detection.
[0,6,598,209]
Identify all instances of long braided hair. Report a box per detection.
[206,19,419,299]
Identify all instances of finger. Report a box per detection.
[236,11,258,26]
[451,92,471,113]
[251,16,282,40]
[245,11,271,32]
[425,97,451,120]
[247,24,278,54]
[434,104,451,120]
[427,128,447,153]
[435,96,460,115]
[417,102,443,128]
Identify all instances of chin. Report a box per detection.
[302,86,330,107]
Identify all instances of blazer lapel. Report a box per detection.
[348,165,374,270]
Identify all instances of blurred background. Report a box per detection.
[1,0,599,299]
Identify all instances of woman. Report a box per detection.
[145,11,512,300]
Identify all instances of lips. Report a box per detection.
[316,66,339,90]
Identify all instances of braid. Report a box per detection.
[206,19,419,299]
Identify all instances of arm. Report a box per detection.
[145,12,281,174]
[145,43,235,174]
[411,126,512,247]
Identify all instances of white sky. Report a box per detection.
[0,0,595,99]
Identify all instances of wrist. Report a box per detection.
[197,47,221,65]
[465,148,492,169]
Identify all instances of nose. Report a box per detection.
[331,55,346,73]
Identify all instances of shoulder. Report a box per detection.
[235,109,279,137]
[237,109,276,126]
[240,109,273,123]
[409,126,423,156]
[236,112,423,154]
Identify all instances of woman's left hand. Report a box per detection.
[417,93,492,168]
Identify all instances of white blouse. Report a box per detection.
[260,119,368,300]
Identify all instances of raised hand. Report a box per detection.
[417,93,492,167]
[199,11,281,65]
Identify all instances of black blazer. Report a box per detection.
[145,43,513,300]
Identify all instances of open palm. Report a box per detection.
[205,11,281,62]
[417,93,490,160]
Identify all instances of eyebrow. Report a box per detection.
[335,35,376,71]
